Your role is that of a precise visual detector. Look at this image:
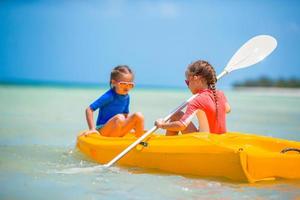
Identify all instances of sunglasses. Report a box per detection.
[185,80,189,86]
[117,81,135,89]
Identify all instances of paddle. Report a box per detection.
[103,35,277,168]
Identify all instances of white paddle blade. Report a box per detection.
[225,35,277,73]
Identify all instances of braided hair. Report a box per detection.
[110,65,134,88]
[187,60,219,119]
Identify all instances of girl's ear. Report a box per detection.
[111,79,118,88]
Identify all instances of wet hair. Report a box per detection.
[110,65,134,88]
[186,60,219,119]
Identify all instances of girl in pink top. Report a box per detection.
[155,60,231,135]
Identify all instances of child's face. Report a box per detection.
[185,72,207,94]
[111,73,134,95]
[185,74,198,94]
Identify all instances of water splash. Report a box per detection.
[54,165,104,174]
[52,164,122,175]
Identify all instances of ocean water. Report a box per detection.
[0,85,300,200]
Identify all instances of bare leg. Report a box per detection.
[99,113,144,137]
[120,112,144,137]
[166,111,197,136]
[100,114,126,137]
[182,123,198,134]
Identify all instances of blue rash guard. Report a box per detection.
[89,88,129,127]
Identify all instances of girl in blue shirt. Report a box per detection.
[84,65,144,137]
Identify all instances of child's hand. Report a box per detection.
[80,129,99,137]
[155,119,164,128]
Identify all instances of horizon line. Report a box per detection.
[0,78,196,90]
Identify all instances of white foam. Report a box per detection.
[54,165,104,174]
[52,165,122,175]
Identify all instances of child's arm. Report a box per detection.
[225,102,231,113]
[196,110,209,132]
[222,92,231,113]
[86,107,96,130]
[81,107,98,136]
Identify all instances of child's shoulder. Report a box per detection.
[216,90,227,100]
[98,89,115,101]
[216,89,224,94]
[102,88,114,95]
[199,89,225,99]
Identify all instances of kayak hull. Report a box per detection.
[76,132,300,182]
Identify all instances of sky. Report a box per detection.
[1,0,300,88]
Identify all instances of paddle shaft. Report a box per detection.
[103,35,277,168]
[104,70,228,168]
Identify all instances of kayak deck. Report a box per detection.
[76,132,300,183]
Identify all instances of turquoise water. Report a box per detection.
[1,85,300,199]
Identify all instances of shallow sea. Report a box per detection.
[1,85,300,200]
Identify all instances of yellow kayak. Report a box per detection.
[76,132,300,183]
